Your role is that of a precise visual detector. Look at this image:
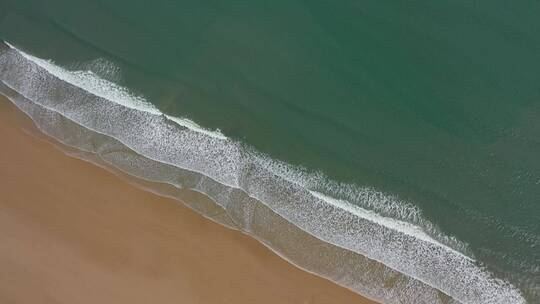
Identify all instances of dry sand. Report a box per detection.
[0,95,377,304]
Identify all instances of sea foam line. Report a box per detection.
[309,190,472,260]
[2,84,453,304]
[6,41,456,254]
[6,42,227,141]
[0,42,526,304]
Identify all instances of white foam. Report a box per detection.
[6,43,455,251]
[165,114,227,140]
[309,190,473,261]
[0,42,527,304]
[5,42,227,140]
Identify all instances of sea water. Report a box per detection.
[1,1,539,303]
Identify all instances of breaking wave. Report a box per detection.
[0,41,526,304]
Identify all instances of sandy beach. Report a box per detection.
[0,95,376,304]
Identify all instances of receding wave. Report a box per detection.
[0,41,526,304]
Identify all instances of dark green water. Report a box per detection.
[1,1,539,302]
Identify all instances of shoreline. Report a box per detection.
[0,95,377,303]
[2,40,527,303]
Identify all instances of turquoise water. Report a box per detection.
[1,1,539,303]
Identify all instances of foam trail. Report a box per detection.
[8,42,227,140]
[2,84,465,304]
[0,42,463,255]
[0,42,526,304]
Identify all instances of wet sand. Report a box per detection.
[0,95,376,304]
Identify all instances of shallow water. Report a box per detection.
[1,1,539,302]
